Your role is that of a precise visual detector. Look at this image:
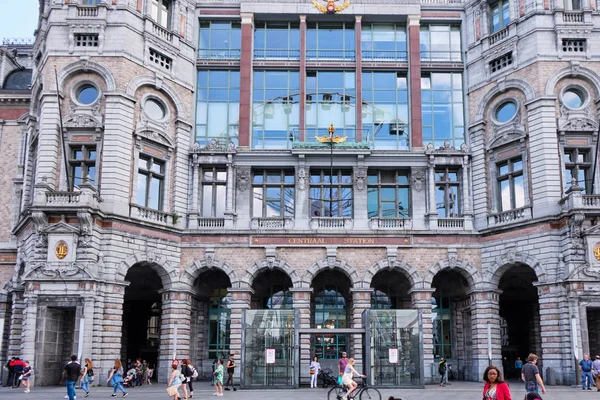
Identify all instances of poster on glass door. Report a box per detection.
[388,348,398,364]
[266,348,276,364]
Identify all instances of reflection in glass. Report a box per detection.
[497,157,524,211]
[306,22,355,60]
[77,85,99,105]
[196,70,240,144]
[198,21,241,59]
[563,89,584,109]
[310,170,353,217]
[361,24,407,60]
[496,102,516,123]
[422,73,464,148]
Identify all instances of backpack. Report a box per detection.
[190,365,198,379]
[438,364,445,375]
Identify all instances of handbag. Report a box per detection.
[167,386,179,397]
[337,375,343,386]
[310,369,315,375]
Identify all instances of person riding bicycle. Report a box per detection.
[341,358,365,400]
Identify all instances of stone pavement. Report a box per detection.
[0,381,595,400]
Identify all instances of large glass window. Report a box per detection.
[367,170,410,219]
[361,24,407,61]
[198,21,241,59]
[564,148,591,194]
[258,284,293,309]
[254,22,300,59]
[196,70,240,145]
[432,297,452,359]
[310,169,353,218]
[69,145,97,187]
[421,73,465,148]
[201,167,227,218]
[252,170,295,218]
[420,25,461,62]
[151,0,171,29]
[209,286,231,360]
[307,23,355,60]
[252,71,300,149]
[137,155,164,210]
[313,285,348,359]
[498,156,525,211]
[306,71,356,140]
[435,167,461,218]
[491,0,510,32]
[362,72,409,149]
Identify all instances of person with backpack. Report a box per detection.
[10,357,25,388]
[182,359,195,398]
[80,358,94,398]
[5,357,15,388]
[106,359,128,398]
[438,358,448,387]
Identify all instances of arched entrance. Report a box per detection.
[371,269,412,310]
[498,263,540,379]
[122,264,163,375]
[431,269,472,380]
[251,269,293,310]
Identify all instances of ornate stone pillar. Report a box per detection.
[468,121,487,230]
[229,288,252,384]
[427,155,437,226]
[188,154,199,229]
[351,288,371,371]
[411,289,434,383]
[224,154,235,229]
[353,165,368,230]
[36,93,61,189]
[295,164,309,229]
[462,153,473,230]
[469,290,502,382]
[20,293,37,385]
[159,290,193,383]
[7,289,25,358]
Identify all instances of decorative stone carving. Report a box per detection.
[265,247,276,269]
[205,247,215,267]
[570,212,586,250]
[236,167,251,192]
[64,114,101,128]
[560,117,598,132]
[297,168,307,190]
[411,169,426,192]
[353,167,367,191]
[448,248,458,268]
[26,262,90,280]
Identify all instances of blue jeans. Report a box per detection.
[113,381,127,394]
[440,372,447,384]
[80,375,91,392]
[66,380,77,400]
[582,371,593,388]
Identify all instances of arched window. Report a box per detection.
[209,285,231,359]
[259,283,293,309]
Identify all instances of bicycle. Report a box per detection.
[327,377,381,400]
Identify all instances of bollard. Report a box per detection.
[546,367,556,386]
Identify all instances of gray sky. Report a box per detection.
[0,0,40,43]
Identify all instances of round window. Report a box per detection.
[563,89,584,109]
[77,85,99,105]
[144,98,166,120]
[495,101,517,123]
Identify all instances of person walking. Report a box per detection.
[310,355,321,389]
[168,363,184,400]
[106,359,128,398]
[521,353,546,398]
[6,357,15,388]
[592,355,600,391]
[80,358,94,398]
[482,365,513,400]
[182,359,195,398]
[213,359,224,396]
[580,354,594,390]
[515,357,523,381]
[64,355,81,400]
[338,351,349,381]
[10,357,25,388]
[438,358,448,387]
[21,360,32,393]
[224,354,237,391]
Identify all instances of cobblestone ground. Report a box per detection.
[0,381,595,400]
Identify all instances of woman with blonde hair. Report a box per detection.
[341,358,365,400]
[168,362,184,400]
[106,359,127,398]
[80,358,94,398]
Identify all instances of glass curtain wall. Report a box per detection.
[310,169,353,218]
[361,24,407,61]
[421,73,464,148]
[252,71,300,149]
[254,22,300,59]
[362,72,409,149]
[307,23,355,60]
[419,25,461,62]
[306,71,356,141]
[199,21,241,59]
[196,70,240,145]
[367,170,410,219]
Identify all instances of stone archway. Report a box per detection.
[303,257,361,288]
[240,259,302,289]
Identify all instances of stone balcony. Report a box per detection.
[250,218,294,230]
[33,180,100,211]
[369,217,413,230]
[66,3,108,20]
[560,188,600,215]
[129,204,175,226]
[309,217,353,231]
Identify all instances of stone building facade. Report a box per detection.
[0,0,599,389]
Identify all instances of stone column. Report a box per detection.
[36,93,61,189]
[173,120,193,226]
[188,155,199,229]
[468,121,487,230]
[224,154,235,229]
[229,288,252,385]
[20,293,37,385]
[159,290,193,383]
[351,288,371,371]
[292,288,312,386]
[411,289,434,383]
[7,289,25,358]
[407,15,422,148]
[353,165,368,230]
[469,290,502,382]
[299,15,307,141]
[238,13,254,148]
[354,16,363,141]
[427,155,437,226]
[462,153,473,229]
[537,283,573,385]
[101,93,136,216]
[525,97,561,217]
[295,164,309,229]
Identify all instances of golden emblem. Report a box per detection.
[55,241,68,260]
[594,242,600,261]
[312,0,350,14]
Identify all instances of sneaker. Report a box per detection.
[110,395,117,398]
[123,394,128,398]
[588,388,593,390]
[224,388,230,391]
[85,392,90,398]
[218,394,223,397]
[233,388,237,391]
[213,393,218,396]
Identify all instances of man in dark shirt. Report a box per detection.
[580,354,594,390]
[64,355,81,400]
[338,352,349,377]
[224,354,237,391]
[521,353,546,396]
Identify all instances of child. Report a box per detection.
[21,361,32,393]
[213,359,224,396]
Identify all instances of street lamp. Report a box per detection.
[315,124,347,217]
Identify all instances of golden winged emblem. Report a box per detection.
[312,0,350,14]
[594,242,600,261]
[55,240,68,260]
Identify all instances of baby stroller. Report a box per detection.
[123,369,135,388]
[319,368,339,388]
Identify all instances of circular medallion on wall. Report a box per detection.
[55,240,69,260]
[593,242,600,262]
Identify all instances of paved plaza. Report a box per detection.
[0,382,595,400]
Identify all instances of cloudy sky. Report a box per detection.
[0,0,39,43]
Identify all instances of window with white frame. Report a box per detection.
[435,167,461,218]
[367,170,410,219]
[563,148,592,193]
[252,170,295,218]
[201,167,227,218]
[497,156,525,211]
[137,155,165,210]
[70,145,97,187]
[564,0,582,10]
[490,0,510,32]
[151,0,171,29]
